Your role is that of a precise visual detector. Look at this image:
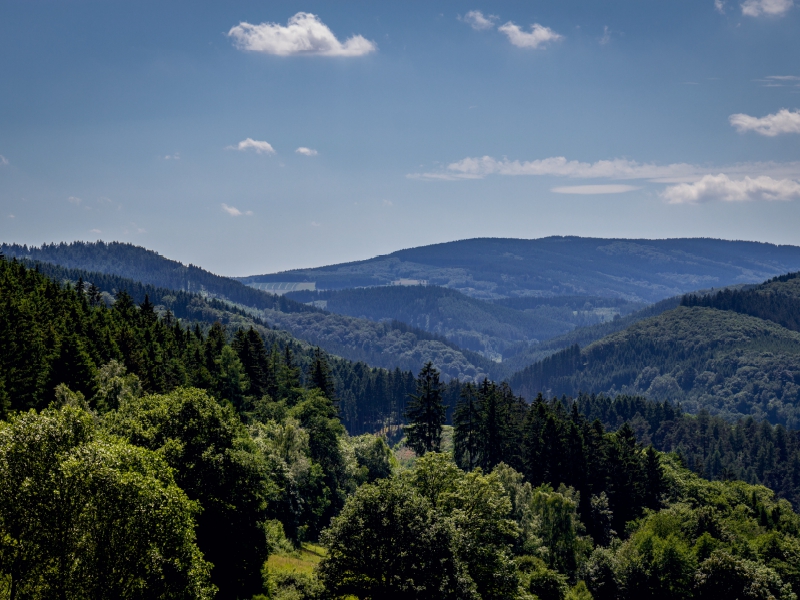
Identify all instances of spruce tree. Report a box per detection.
[404,362,446,456]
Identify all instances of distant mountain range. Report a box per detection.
[238,236,800,302]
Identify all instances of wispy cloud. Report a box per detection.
[552,184,640,195]
[228,13,376,57]
[662,174,800,203]
[8,214,14,219]
[409,154,800,184]
[498,22,563,49]
[68,196,82,205]
[410,156,699,182]
[227,138,276,154]
[221,203,253,217]
[164,152,180,160]
[90,228,102,233]
[729,109,800,136]
[741,0,794,16]
[599,26,611,45]
[715,0,727,13]
[461,10,498,30]
[0,155,8,166]
[296,147,318,156]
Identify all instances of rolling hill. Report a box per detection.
[239,236,800,302]
[510,272,800,427]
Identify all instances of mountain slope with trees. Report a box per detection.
[287,285,643,361]
[241,236,800,302]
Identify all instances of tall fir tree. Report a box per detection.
[404,362,446,456]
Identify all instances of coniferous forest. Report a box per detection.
[5,251,800,599]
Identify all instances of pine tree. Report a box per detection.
[404,362,446,456]
[453,383,482,470]
[310,347,336,401]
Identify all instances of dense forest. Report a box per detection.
[5,253,800,598]
[510,305,800,428]
[285,285,642,361]
[240,236,800,301]
[2,243,504,382]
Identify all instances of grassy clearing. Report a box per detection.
[266,543,326,576]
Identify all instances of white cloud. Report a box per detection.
[8,214,14,219]
[221,203,254,217]
[296,147,318,156]
[741,0,793,16]
[90,229,102,233]
[766,75,800,81]
[662,174,800,204]
[228,13,376,57]
[68,196,82,205]
[729,109,800,136]
[382,199,393,206]
[715,0,727,12]
[552,184,640,194]
[164,153,180,160]
[227,138,276,154]
[498,22,563,49]
[599,26,611,45]
[412,156,699,181]
[0,155,8,166]
[410,155,800,185]
[461,10,498,30]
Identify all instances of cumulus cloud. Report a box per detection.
[741,0,793,16]
[296,147,318,156]
[461,10,498,30]
[498,22,563,49]
[0,155,8,166]
[662,174,800,204]
[729,109,800,136]
[227,138,276,154]
[221,203,254,217]
[228,13,376,57]
[552,184,640,194]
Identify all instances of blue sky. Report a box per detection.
[1,0,799,275]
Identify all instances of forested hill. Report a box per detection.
[287,285,643,362]
[0,257,424,433]
[240,236,800,302]
[683,270,800,332]
[0,241,315,315]
[1,243,500,382]
[510,303,800,428]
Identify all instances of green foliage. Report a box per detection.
[317,477,474,600]
[105,387,273,599]
[404,362,447,455]
[0,405,214,599]
[511,306,800,427]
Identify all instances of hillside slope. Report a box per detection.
[1,243,497,381]
[286,285,642,360]
[511,306,800,427]
[240,236,800,302]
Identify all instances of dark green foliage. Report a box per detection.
[317,477,472,600]
[105,388,273,599]
[510,306,800,427]
[405,362,447,455]
[453,391,667,542]
[0,405,214,599]
[569,393,800,511]
[682,272,800,333]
